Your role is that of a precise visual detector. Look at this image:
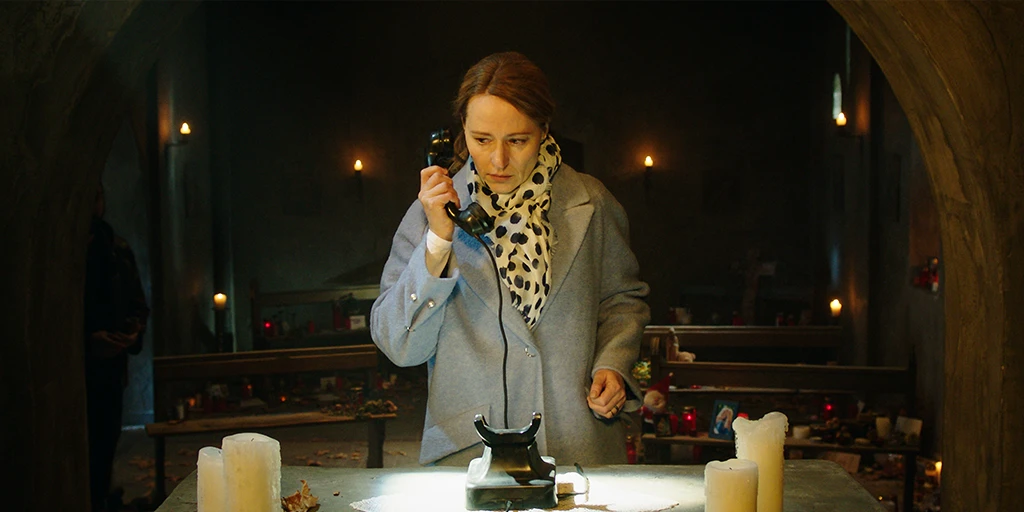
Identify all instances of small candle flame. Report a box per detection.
[180,122,191,135]
[354,159,363,172]
[830,299,842,317]
[835,112,847,127]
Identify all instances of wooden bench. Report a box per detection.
[642,355,918,509]
[642,325,842,364]
[147,345,389,501]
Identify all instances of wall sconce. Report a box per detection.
[167,122,192,148]
[834,112,849,137]
[834,112,860,139]
[353,159,364,200]
[212,292,232,352]
[644,155,654,192]
[213,292,227,311]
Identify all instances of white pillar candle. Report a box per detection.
[733,411,789,512]
[792,425,811,440]
[876,416,892,439]
[705,458,758,512]
[222,433,281,512]
[197,446,227,512]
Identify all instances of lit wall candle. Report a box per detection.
[830,299,842,317]
[705,458,758,512]
[197,447,227,512]
[733,411,789,512]
[223,433,281,512]
[213,293,227,311]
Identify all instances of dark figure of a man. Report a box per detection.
[84,184,149,511]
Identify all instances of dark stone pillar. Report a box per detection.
[0,2,195,509]
[831,1,1024,510]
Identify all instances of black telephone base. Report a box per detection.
[465,413,557,510]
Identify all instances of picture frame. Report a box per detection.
[709,400,740,440]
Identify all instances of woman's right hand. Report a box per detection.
[418,165,459,241]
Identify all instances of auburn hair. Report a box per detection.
[450,51,555,172]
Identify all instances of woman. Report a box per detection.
[371,51,650,466]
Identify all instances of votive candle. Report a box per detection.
[792,425,811,440]
[197,446,227,512]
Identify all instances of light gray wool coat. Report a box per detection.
[370,162,651,465]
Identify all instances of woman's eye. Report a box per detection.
[475,138,489,145]
[509,139,526,146]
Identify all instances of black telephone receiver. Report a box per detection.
[425,127,494,236]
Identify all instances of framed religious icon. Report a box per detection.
[709,400,740,440]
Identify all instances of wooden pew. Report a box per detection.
[641,338,918,509]
[147,345,389,502]
[642,325,842,364]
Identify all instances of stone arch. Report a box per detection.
[1,2,197,510]
[1,1,1020,510]
[830,2,1024,510]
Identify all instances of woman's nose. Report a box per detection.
[491,144,509,170]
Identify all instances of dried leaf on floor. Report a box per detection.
[330,453,348,459]
[294,455,308,461]
[306,460,322,466]
[167,474,183,483]
[176,449,190,456]
[315,449,331,456]
[281,480,319,512]
[333,492,340,497]
[350,452,361,460]
[128,457,154,470]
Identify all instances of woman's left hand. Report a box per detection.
[587,369,627,419]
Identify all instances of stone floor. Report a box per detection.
[107,373,933,511]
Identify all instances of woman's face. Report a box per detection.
[463,94,547,194]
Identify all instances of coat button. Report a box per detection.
[410,293,418,302]
[525,348,535,357]
[427,299,435,308]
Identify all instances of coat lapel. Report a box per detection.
[542,166,593,323]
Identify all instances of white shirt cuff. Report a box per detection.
[425,229,453,277]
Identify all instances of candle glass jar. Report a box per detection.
[681,406,698,436]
